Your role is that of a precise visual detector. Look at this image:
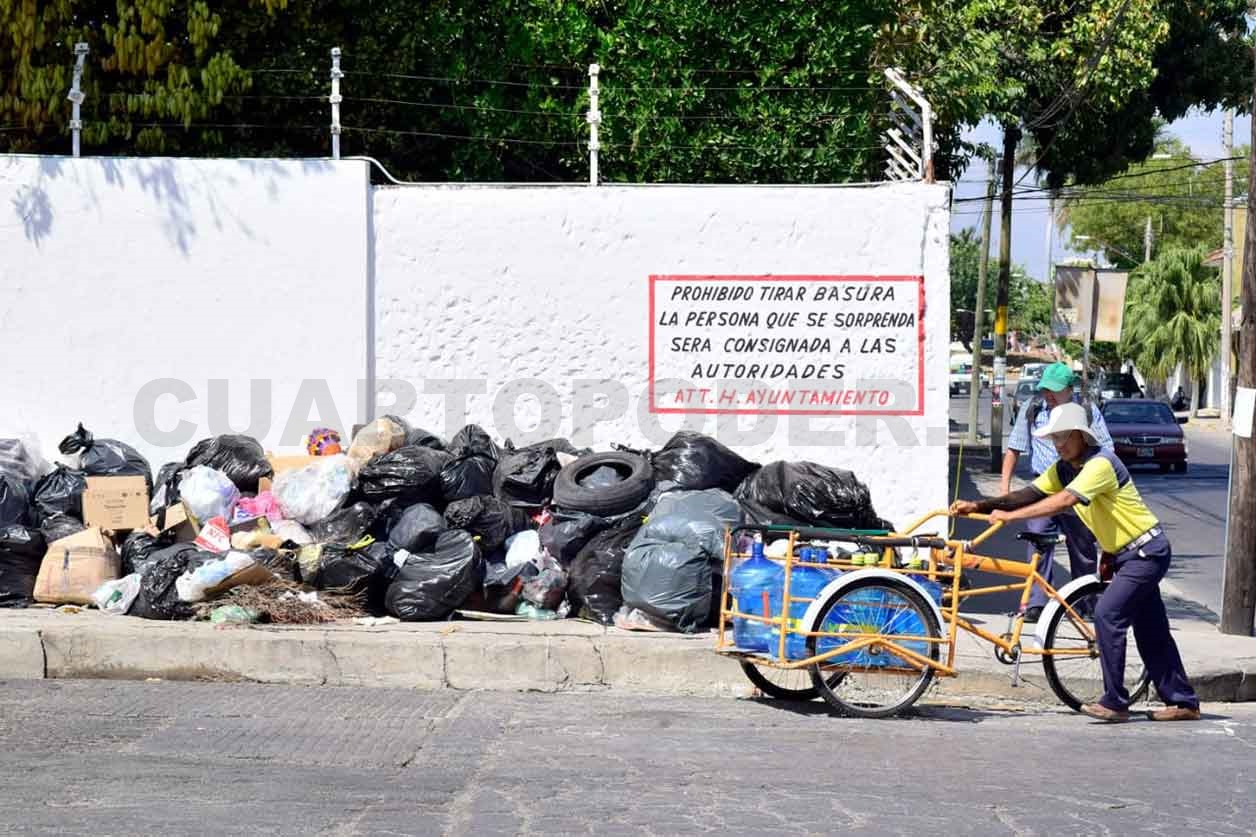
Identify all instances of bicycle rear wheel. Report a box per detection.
[805,578,940,718]
[740,661,844,701]
[1041,580,1151,711]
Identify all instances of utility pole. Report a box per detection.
[967,160,995,445]
[1222,108,1235,426]
[1220,79,1256,637]
[990,127,1019,472]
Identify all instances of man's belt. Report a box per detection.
[1110,527,1163,558]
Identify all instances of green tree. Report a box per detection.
[883,0,1251,186]
[950,230,1046,343]
[1064,138,1251,268]
[0,0,284,155]
[1119,245,1221,415]
[1,0,897,183]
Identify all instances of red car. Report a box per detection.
[1100,399,1188,473]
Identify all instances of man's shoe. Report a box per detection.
[1022,606,1044,623]
[1147,706,1201,722]
[1080,703,1131,722]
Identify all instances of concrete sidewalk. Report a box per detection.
[1,606,1253,706]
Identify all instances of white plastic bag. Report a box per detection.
[180,465,240,524]
[271,519,314,546]
[0,434,51,483]
[504,530,542,570]
[272,454,353,525]
[91,574,142,615]
[175,551,257,603]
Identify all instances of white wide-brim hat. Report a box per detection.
[1031,401,1100,447]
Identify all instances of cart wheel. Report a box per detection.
[805,578,940,718]
[1041,580,1151,711]
[739,661,844,701]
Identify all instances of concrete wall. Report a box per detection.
[0,156,371,470]
[373,183,952,523]
[0,156,950,524]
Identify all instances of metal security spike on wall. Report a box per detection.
[883,68,933,183]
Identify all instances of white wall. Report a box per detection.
[0,157,371,471]
[374,183,952,524]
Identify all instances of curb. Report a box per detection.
[1,613,1253,707]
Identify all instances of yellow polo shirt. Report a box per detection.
[1032,448,1159,554]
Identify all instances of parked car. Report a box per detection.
[1092,371,1144,404]
[1101,399,1188,473]
[950,361,973,397]
[1021,362,1047,381]
[1009,378,1040,424]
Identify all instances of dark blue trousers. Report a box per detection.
[1094,534,1199,711]
[1024,511,1098,608]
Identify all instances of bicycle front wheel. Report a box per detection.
[1041,580,1151,711]
[805,578,940,718]
[740,661,845,701]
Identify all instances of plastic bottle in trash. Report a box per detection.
[730,539,783,652]
[776,547,839,659]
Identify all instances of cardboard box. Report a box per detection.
[257,453,320,492]
[82,476,150,531]
[152,502,198,541]
[33,528,121,605]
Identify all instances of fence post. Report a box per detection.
[330,47,343,160]
[587,63,601,186]
[68,42,89,158]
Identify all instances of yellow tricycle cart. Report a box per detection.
[716,512,1151,718]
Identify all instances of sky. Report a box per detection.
[948,109,1251,281]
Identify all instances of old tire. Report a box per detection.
[552,452,653,516]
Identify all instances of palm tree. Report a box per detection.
[1119,246,1221,416]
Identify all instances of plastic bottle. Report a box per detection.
[729,539,784,652]
[774,547,840,659]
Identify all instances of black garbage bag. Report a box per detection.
[734,461,883,530]
[129,544,216,620]
[31,466,87,526]
[492,441,574,509]
[357,445,452,505]
[308,541,392,600]
[387,503,446,552]
[447,424,502,462]
[149,461,184,515]
[569,520,640,625]
[652,431,759,492]
[40,513,86,544]
[443,495,528,554]
[620,512,725,633]
[0,474,31,528]
[0,525,46,607]
[307,502,377,545]
[58,423,152,490]
[539,510,610,566]
[440,425,501,503]
[184,435,272,494]
[120,530,172,576]
[440,455,497,503]
[385,530,482,621]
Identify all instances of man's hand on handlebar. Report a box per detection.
[988,509,1013,523]
[949,499,979,516]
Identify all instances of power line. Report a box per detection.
[951,156,1243,203]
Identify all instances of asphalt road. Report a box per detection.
[0,680,1253,836]
[950,392,1233,618]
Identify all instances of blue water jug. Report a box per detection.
[772,548,840,659]
[730,541,784,651]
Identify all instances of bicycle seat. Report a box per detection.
[1016,532,1066,549]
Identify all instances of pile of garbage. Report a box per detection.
[0,421,889,633]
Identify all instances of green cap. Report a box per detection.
[1038,362,1076,392]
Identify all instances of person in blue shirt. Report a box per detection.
[1002,362,1113,620]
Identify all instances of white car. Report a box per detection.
[949,362,973,396]
[1021,362,1047,380]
